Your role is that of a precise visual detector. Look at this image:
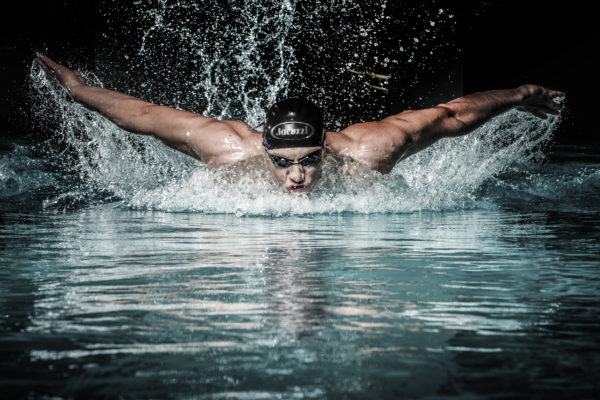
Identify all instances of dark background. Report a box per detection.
[462,1,596,147]
[1,1,596,146]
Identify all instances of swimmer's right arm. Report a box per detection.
[34,55,261,166]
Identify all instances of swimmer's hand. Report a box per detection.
[34,55,86,92]
[516,84,565,119]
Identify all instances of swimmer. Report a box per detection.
[34,55,565,194]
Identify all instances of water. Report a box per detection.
[1,207,599,398]
[3,0,600,398]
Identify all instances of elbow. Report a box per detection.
[437,104,469,131]
[432,104,469,137]
[129,101,155,121]
[436,103,463,123]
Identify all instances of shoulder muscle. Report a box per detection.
[186,119,262,167]
[327,121,411,173]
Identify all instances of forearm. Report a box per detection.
[377,83,562,167]
[69,85,156,133]
[440,86,528,136]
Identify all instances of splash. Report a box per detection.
[10,0,575,215]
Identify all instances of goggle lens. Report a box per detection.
[268,150,322,168]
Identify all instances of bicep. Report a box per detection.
[186,120,259,166]
[335,121,410,173]
[336,106,462,172]
[124,103,214,144]
[382,106,465,156]
[125,103,254,164]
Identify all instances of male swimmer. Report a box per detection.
[34,55,565,194]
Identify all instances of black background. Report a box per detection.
[462,1,596,147]
[1,1,596,145]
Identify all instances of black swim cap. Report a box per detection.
[262,97,325,149]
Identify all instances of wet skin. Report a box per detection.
[264,146,323,194]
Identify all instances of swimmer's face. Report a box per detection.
[265,146,323,194]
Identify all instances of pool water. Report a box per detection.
[1,187,599,398]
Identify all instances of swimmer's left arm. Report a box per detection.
[336,84,564,173]
[388,85,565,159]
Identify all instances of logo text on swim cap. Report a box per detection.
[270,122,315,140]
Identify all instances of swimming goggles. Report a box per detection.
[267,149,322,168]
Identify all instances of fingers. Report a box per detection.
[33,54,86,89]
[518,85,565,119]
[33,57,44,68]
[34,55,67,76]
[536,87,565,114]
[34,57,53,75]
[34,56,46,68]
[34,55,56,74]
[39,55,61,70]
[546,93,564,113]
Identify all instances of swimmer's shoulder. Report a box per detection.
[219,120,262,149]
[325,129,379,168]
[325,131,389,173]
[189,121,263,167]
[324,130,353,158]
[325,128,405,174]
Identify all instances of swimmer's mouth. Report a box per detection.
[288,184,306,193]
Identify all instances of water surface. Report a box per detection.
[1,201,599,398]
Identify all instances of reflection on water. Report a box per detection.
[1,207,599,398]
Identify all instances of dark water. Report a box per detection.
[1,145,599,398]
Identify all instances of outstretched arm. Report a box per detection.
[329,85,565,173]
[34,55,261,167]
[393,84,565,149]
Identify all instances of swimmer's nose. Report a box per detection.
[288,164,305,183]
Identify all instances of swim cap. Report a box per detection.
[262,97,325,149]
